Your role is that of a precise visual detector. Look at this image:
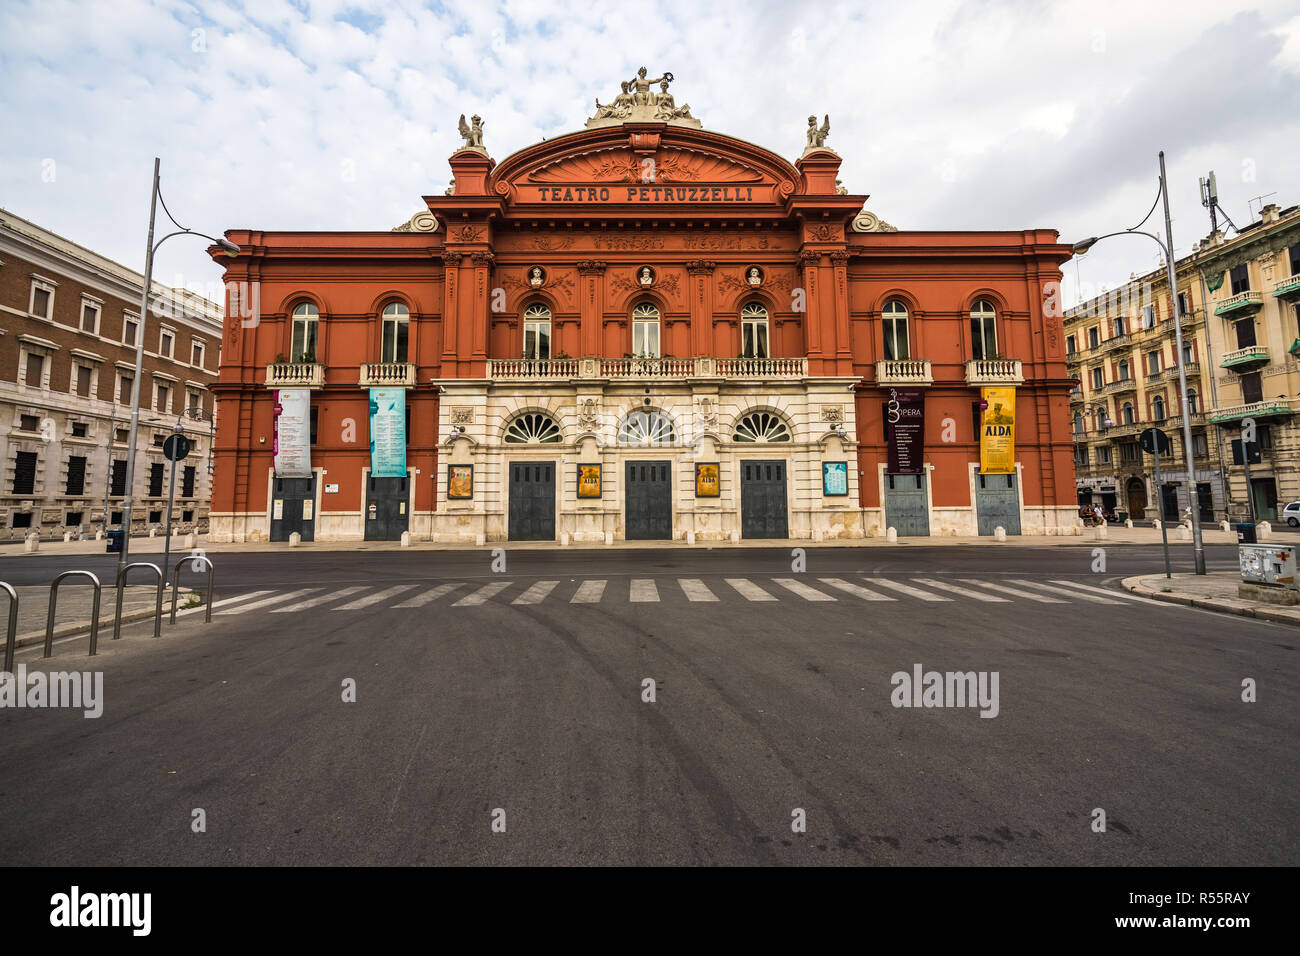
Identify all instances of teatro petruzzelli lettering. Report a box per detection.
[533,184,760,204]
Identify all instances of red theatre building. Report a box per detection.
[209,76,1076,544]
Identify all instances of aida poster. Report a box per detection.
[980,386,1017,474]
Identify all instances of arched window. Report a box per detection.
[734,411,791,442]
[1151,396,1165,421]
[971,299,997,360]
[741,302,769,359]
[882,300,909,361]
[1095,407,1108,430]
[381,301,409,363]
[504,412,562,444]
[1121,402,1135,425]
[1118,358,1130,381]
[291,302,318,363]
[619,409,676,445]
[632,302,660,358]
[1072,412,1084,435]
[523,303,551,360]
[1186,389,1198,414]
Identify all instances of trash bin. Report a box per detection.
[1235,523,1258,544]
[106,528,124,553]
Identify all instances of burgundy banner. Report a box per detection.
[886,387,925,475]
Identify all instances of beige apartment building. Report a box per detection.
[1198,202,1300,522]
[0,208,221,539]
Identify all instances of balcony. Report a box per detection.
[359,362,417,387]
[265,362,325,389]
[1219,345,1270,370]
[1213,290,1264,317]
[874,359,933,386]
[1099,333,1132,354]
[1102,376,1138,396]
[964,358,1023,386]
[1271,274,1300,300]
[1103,421,1143,439]
[1209,399,1297,424]
[486,356,808,382]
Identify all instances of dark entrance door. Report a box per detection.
[1126,477,1146,520]
[508,461,555,541]
[365,475,409,541]
[1197,483,1214,522]
[740,459,788,539]
[1160,483,1180,521]
[883,473,930,536]
[270,475,316,542]
[974,472,1021,535]
[625,460,672,540]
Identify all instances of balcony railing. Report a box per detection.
[1102,377,1138,395]
[1099,333,1131,353]
[964,358,1023,386]
[875,359,933,386]
[1208,399,1298,424]
[1213,290,1264,316]
[486,356,808,381]
[359,362,417,387]
[1219,345,1270,370]
[1272,274,1300,300]
[266,362,325,388]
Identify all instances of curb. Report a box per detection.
[1119,576,1300,628]
[9,589,200,651]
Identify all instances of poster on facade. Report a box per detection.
[448,464,473,499]
[369,387,406,478]
[577,464,602,498]
[695,463,720,497]
[273,388,311,478]
[886,387,925,475]
[980,386,1017,474]
[822,461,848,496]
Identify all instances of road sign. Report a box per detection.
[1139,427,1171,455]
[162,434,191,461]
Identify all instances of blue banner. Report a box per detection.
[369,388,407,478]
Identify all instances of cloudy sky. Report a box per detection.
[2,0,1298,307]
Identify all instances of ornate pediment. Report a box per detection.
[585,67,701,130]
[530,147,762,185]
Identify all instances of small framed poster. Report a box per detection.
[822,461,848,496]
[695,462,720,497]
[577,463,602,498]
[448,464,474,499]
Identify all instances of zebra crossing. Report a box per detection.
[206,576,1158,617]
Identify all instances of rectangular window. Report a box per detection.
[114,428,128,443]
[25,353,44,387]
[31,286,52,319]
[1193,433,1208,457]
[1290,244,1300,276]
[1230,263,1250,295]
[522,314,550,360]
[111,460,127,496]
[19,414,40,432]
[1141,305,1154,329]
[152,434,166,447]
[1097,445,1111,464]
[149,462,164,497]
[1120,443,1139,464]
[632,314,660,357]
[71,422,87,438]
[1091,367,1104,389]
[76,365,91,397]
[970,310,997,360]
[1088,327,1099,349]
[1112,316,1126,337]
[1074,445,1087,466]
[1258,424,1274,450]
[883,311,910,361]
[1235,319,1256,349]
[119,374,133,405]
[1177,291,1191,317]
[156,383,169,413]
[66,511,83,527]
[191,341,205,367]
[66,455,86,495]
[1066,334,1076,355]
[1147,351,1161,375]
[81,303,99,333]
[13,451,38,495]
[159,329,174,358]
[291,315,318,362]
[182,465,196,497]
[148,510,162,524]
[381,316,408,363]
[123,316,139,347]
[310,406,319,445]
[741,310,770,359]
[11,513,32,530]
[1240,371,1263,404]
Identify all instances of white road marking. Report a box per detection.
[393,583,465,607]
[817,578,897,601]
[513,580,559,605]
[453,582,510,606]
[868,578,953,602]
[772,578,835,601]
[911,578,1010,602]
[1047,579,1166,604]
[272,587,367,613]
[570,580,606,604]
[630,579,659,603]
[960,579,1066,603]
[725,578,777,602]
[333,585,417,610]
[216,589,320,615]
[1009,579,1122,604]
[679,578,719,602]
[175,590,273,618]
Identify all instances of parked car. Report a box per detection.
[1282,501,1300,527]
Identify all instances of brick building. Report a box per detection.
[0,208,221,537]
[209,75,1076,543]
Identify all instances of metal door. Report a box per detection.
[365,475,409,541]
[883,473,930,536]
[508,461,556,541]
[974,473,1021,535]
[270,475,316,542]
[625,460,672,540]
[1160,483,1181,520]
[740,459,788,539]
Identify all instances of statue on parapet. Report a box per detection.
[628,66,669,106]
[594,82,635,119]
[457,114,486,153]
[654,78,695,122]
[805,115,831,151]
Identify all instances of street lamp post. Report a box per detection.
[118,158,237,580]
[1070,150,1207,575]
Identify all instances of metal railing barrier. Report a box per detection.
[44,571,102,658]
[169,556,214,624]
[2,583,17,673]
[114,562,164,641]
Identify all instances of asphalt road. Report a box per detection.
[0,544,1293,866]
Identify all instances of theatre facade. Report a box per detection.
[208,74,1077,544]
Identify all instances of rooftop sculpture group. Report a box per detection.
[587,67,701,128]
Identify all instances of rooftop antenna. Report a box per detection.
[1247,191,1278,220]
[1199,170,1238,235]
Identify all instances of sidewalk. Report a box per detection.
[1121,572,1300,627]
[2,584,198,657]
[0,525,1244,556]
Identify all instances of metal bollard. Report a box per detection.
[114,562,164,640]
[2,582,17,674]
[44,571,102,658]
[169,556,214,624]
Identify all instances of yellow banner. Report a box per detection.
[980,386,1016,474]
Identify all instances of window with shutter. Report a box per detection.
[149,462,164,497]
[111,460,127,497]
[183,466,196,497]
[66,456,86,495]
[25,353,44,387]
[13,452,38,495]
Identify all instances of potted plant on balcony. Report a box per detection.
[273,353,288,365]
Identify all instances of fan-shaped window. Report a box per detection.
[632,302,660,358]
[741,302,769,358]
[971,299,997,360]
[882,300,909,361]
[291,302,318,363]
[505,412,562,444]
[619,409,676,445]
[523,303,551,360]
[381,301,409,363]
[733,411,792,443]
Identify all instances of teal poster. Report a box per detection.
[369,387,406,478]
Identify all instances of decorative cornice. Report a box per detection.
[686,258,715,275]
